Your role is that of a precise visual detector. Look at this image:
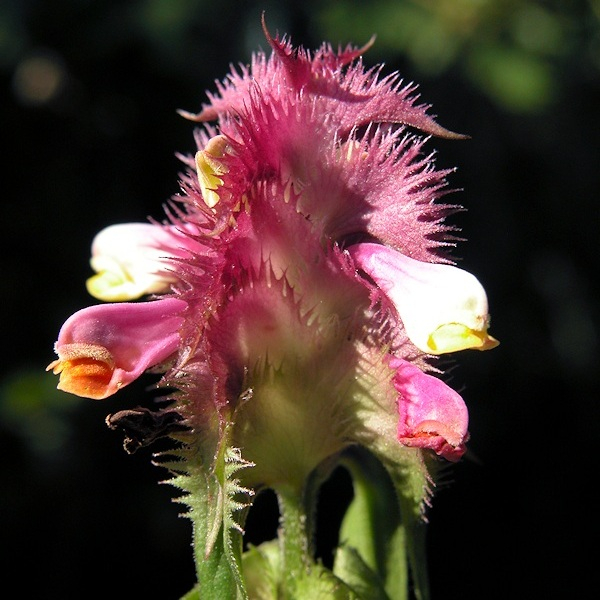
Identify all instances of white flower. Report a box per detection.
[86,223,198,301]
[349,242,499,354]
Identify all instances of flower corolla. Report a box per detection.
[47,298,186,399]
[349,242,499,355]
[86,223,201,301]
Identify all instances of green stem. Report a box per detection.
[276,484,311,598]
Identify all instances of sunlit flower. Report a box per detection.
[48,18,499,459]
[349,242,499,354]
[86,223,202,301]
[47,298,186,399]
[48,18,498,598]
[390,357,469,461]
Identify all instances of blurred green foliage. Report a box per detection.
[3,1,598,113]
[0,368,79,457]
[316,0,598,112]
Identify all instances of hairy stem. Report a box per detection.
[276,484,312,598]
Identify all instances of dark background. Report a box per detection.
[1,1,597,598]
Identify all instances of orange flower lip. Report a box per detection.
[47,342,115,400]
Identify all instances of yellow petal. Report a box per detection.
[86,270,136,302]
[195,135,231,208]
[86,254,170,302]
[428,323,500,354]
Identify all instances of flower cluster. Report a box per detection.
[48,18,497,599]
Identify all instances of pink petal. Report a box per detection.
[47,298,187,399]
[389,357,469,461]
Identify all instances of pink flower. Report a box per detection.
[47,298,186,399]
[47,22,502,598]
[348,242,498,355]
[390,357,469,461]
[49,20,497,474]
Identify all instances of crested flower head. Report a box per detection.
[49,20,498,596]
[49,18,497,464]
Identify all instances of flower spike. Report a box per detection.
[49,22,499,599]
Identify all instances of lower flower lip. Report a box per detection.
[427,323,500,354]
[47,349,115,400]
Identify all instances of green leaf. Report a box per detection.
[242,536,362,600]
[334,446,405,600]
[242,540,280,600]
[374,447,433,600]
[334,545,390,600]
[219,446,256,596]
[294,562,361,600]
[167,428,255,600]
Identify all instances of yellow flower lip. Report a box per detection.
[195,135,231,208]
[86,256,141,301]
[86,253,170,302]
[427,323,500,354]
